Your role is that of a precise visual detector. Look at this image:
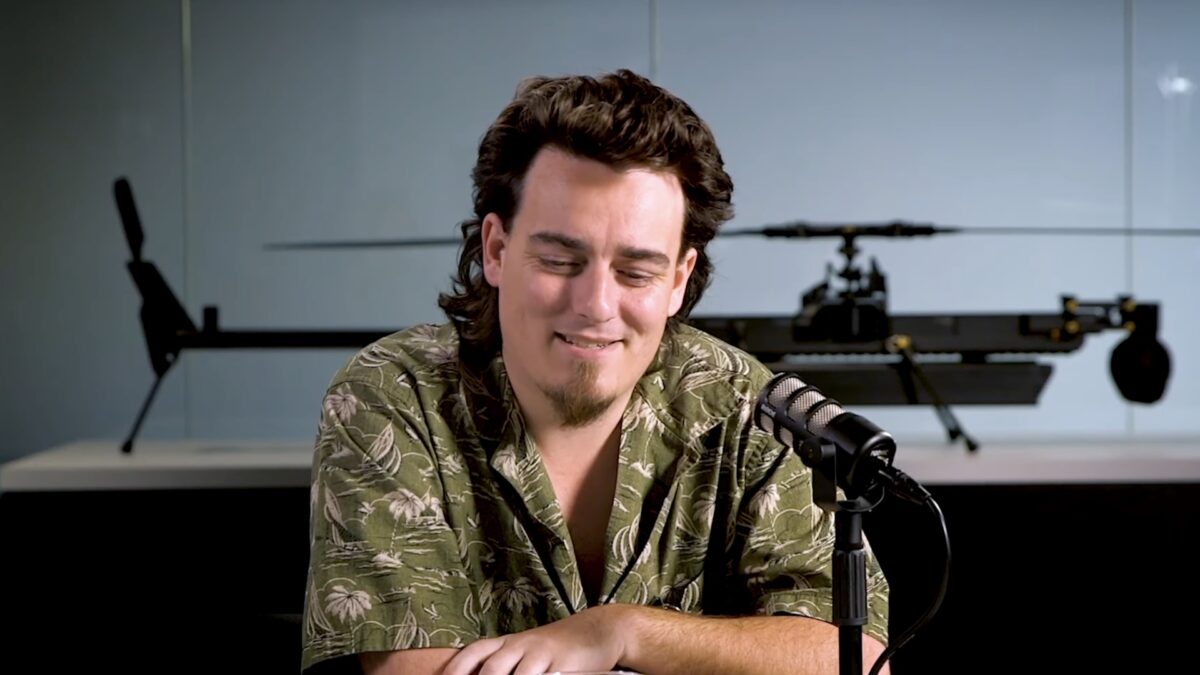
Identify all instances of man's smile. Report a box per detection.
[554,332,622,350]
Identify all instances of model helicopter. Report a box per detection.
[688,222,1173,450]
[115,177,1184,453]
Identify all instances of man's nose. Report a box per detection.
[573,265,618,322]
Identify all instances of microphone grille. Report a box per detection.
[805,398,845,436]
[767,373,845,436]
[765,373,803,409]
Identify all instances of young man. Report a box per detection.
[303,70,889,674]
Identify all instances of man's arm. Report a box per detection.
[304,376,480,672]
[617,606,888,675]
[440,604,888,675]
[360,648,459,675]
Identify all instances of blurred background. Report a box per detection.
[2,0,1197,463]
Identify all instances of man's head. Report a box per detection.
[438,70,733,424]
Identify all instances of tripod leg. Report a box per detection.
[122,371,168,454]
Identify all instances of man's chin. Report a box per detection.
[541,382,616,428]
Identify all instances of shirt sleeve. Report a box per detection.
[302,377,480,671]
[733,427,890,646]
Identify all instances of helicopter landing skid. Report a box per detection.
[887,335,980,452]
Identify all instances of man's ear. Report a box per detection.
[481,213,507,288]
[667,247,698,316]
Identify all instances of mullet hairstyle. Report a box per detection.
[438,69,734,379]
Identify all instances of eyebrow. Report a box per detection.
[529,231,672,267]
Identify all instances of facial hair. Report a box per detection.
[542,359,616,428]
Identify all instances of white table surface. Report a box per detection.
[3,437,1200,492]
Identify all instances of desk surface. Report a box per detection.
[3,437,1200,492]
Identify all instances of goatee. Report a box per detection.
[543,360,616,428]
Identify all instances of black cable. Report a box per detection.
[868,496,951,675]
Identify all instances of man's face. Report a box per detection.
[482,147,696,427]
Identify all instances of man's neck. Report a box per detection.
[529,395,626,608]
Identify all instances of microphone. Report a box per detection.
[755,372,929,503]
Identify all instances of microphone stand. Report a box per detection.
[798,438,876,675]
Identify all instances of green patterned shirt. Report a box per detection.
[302,323,889,670]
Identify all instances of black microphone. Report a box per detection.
[755,372,929,503]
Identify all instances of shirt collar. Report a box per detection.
[460,324,746,457]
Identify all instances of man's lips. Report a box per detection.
[555,332,622,349]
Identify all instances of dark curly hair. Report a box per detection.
[438,69,734,377]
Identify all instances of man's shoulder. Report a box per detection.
[667,323,775,389]
[642,323,776,432]
[328,322,461,394]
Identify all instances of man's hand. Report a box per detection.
[441,605,628,675]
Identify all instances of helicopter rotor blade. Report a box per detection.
[720,222,1200,239]
[263,236,461,250]
[113,177,144,260]
[262,222,1200,251]
[951,226,1200,236]
[721,221,957,238]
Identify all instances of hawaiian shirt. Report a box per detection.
[302,323,889,670]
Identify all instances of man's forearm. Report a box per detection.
[438,602,889,675]
[609,604,889,675]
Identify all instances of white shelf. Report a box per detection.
[894,437,1200,485]
[3,437,1200,492]
[0,440,313,492]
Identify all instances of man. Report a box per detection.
[303,70,889,674]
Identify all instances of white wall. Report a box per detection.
[2,1,189,456]
[2,0,1197,461]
